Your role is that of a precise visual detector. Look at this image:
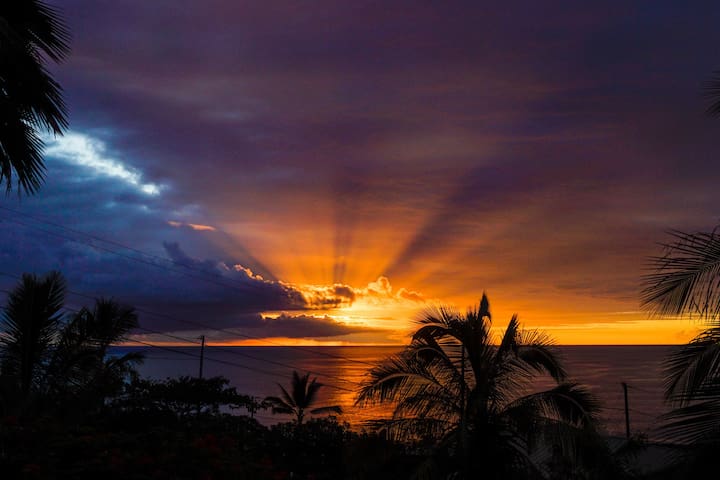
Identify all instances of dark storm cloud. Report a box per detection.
[137,312,381,343]
[4,0,720,340]
[251,313,379,339]
[0,144,383,337]
[0,152,348,334]
[54,0,720,229]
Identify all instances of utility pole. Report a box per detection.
[198,335,206,379]
[460,345,466,426]
[248,397,259,418]
[459,344,467,476]
[622,382,630,439]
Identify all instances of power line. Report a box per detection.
[122,345,378,422]
[2,297,360,391]
[0,208,386,368]
[0,214,268,297]
[142,356,197,361]
[0,278,359,393]
[626,384,659,395]
[0,205,278,297]
[629,409,660,419]
[604,406,659,419]
[129,339,288,381]
[1,283,360,393]
[128,339,356,393]
[0,205,224,278]
[135,323,362,388]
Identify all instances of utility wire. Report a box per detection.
[0,208,387,368]
[626,384,659,395]
[130,340,356,393]
[0,214,267,297]
[135,324,361,388]
[0,285,359,393]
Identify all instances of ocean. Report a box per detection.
[111,345,675,438]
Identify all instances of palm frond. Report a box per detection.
[90,298,139,348]
[641,229,720,321]
[704,71,720,118]
[309,405,342,415]
[479,292,491,319]
[356,353,445,406]
[658,399,720,444]
[0,0,71,61]
[516,329,567,382]
[304,376,323,407]
[663,328,720,404]
[278,384,296,409]
[264,395,295,415]
[497,314,520,359]
[487,320,566,411]
[0,0,69,194]
[415,305,459,329]
[105,351,144,374]
[406,337,465,392]
[0,271,66,394]
[362,416,454,443]
[504,383,600,430]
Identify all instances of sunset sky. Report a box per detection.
[1,0,720,345]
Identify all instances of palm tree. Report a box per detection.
[705,71,720,117]
[641,229,720,321]
[657,329,720,444]
[356,294,604,479]
[0,272,142,417]
[639,80,720,467]
[0,0,70,194]
[0,271,66,400]
[641,229,720,468]
[265,371,342,425]
[46,298,143,410]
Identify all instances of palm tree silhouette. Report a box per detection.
[0,272,142,417]
[265,371,342,425]
[658,329,720,445]
[641,230,720,465]
[0,1,70,194]
[356,294,602,479]
[47,298,142,409]
[0,271,66,400]
[705,71,720,117]
[641,229,720,321]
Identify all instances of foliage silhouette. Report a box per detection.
[705,70,720,117]
[0,271,66,402]
[114,375,256,418]
[642,228,720,471]
[0,1,70,194]
[265,370,342,425]
[0,271,141,419]
[641,229,720,321]
[640,80,720,471]
[655,328,720,459]
[356,294,609,479]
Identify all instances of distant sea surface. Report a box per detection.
[110,345,674,437]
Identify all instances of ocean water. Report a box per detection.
[111,345,674,437]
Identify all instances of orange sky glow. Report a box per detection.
[5,0,720,349]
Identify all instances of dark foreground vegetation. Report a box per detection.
[3,1,720,478]
[0,271,712,479]
[0,401,407,479]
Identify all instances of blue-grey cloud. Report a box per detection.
[3,0,720,341]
